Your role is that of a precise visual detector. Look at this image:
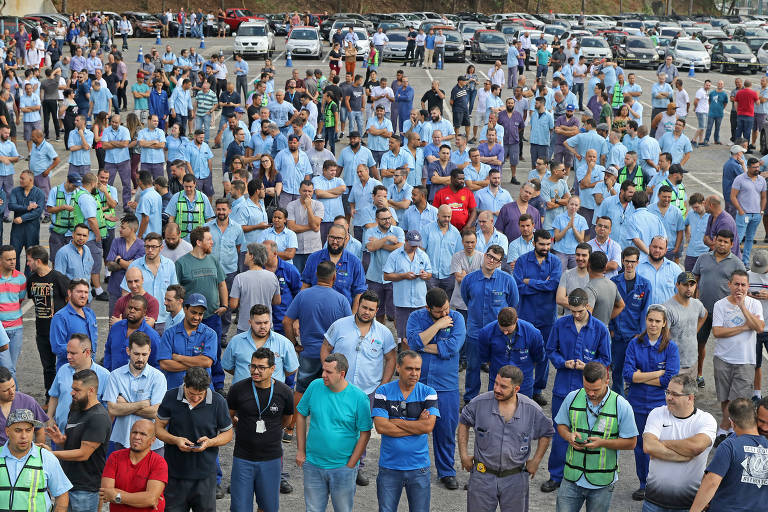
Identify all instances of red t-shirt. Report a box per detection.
[113,292,160,321]
[433,186,477,231]
[102,449,168,512]
[735,88,759,117]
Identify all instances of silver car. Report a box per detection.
[382,29,409,61]
[665,38,711,72]
[286,27,323,58]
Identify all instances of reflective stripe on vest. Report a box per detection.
[0,445,48,511]
[618,165,645,190]
[175,190,206,238]
[563,388,620,487]
[95,190,116,230]
[662,179,687,218]
[324,100,337,127]
[51,187,75,235]
[611,85,624,109]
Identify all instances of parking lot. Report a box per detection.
[11,25,768,510]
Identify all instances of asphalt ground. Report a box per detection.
[10,34,766,511]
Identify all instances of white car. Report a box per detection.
[665,38,711,72]
[286,27,323,59]
[578,36,613,60]
[351,28,370,60]
[233,20,274,58]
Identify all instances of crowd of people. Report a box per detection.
[1,17,768,512]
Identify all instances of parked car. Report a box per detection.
[431,26,465,62]
[285,26,323,58]
[710,40,760,74]
[578,36,613,60]
[664,38,711,71]
[122,12,163,37]
[327,19,367,42]
[459,21,484,49]
[233,20,274,58]
[381,28,409,61]
[614,36,660,68]
[469,29,507,63]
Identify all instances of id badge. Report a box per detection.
[256,419,266,434]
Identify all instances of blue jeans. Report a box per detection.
[467,88,477,114]
[348,111,363,135]
[736,212,761,266]
[195,113,212,143]
[642,500,685,512]
[736,114,754,141]
[376,466,431,512]
[0,328,23,383]
[705,116,723,143]
[202,314,224,390]
[231,456,281,512]
[293,253,310,273]
[556,479,615,512]
[537,64,548,78]
[573,83,584,110]
[303,462,357,512]
[69,490,100,512]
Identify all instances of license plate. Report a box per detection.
[739,63,748,68]
[294,48,309,54]
[639,59,648,64]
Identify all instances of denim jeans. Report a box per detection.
[303,462,357,512]
[69,490,100,512]
[0,328,23,382]
[348,111,363,136]
[195,113,212,143]
[573,83,584,110]
[705,116,723,143]
[231,456,281,512]
[736,212,762,266]
[556,479,615,512]
[642,500,687,512]
[736,115,754,141]
[376,466,431,512]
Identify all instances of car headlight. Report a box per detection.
[752,56,757,63]
[727,56,736,62]
[626,52,635,58]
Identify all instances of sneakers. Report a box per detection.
[540,479,560,493]
[697,376,705,388]
[440,476,458,489]
[532,393,548,407]
[215,484,225,499]
[280,479,293,494]
[282,429,293,443]
[356,471,369,486]
[93,291,109,302]
[632,488,646,501]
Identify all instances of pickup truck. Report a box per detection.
[222,8,262,32]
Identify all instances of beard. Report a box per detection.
[70,396,89,412]
[328,243,343,256]
[649,252,664,263]
[166,239,179,249]
[350,141,360,150]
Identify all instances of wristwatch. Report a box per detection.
[114,493,122,504]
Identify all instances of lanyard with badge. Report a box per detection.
[251,379,274,434]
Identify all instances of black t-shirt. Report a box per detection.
[61,404,112,491]
[227,378,293,461]
[364,79,379,104]
[247,104,260,123]
[421,89,445,113]
[27,269,70,332]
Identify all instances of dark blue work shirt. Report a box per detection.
[513,251,562,328]
[407,308,466,392]
[478,319,546,397]
[300,248,367,306]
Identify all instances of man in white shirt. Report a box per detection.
[371,78,394,118]
[673,78,690,121]
[693,80,711,147]
[487,61,505,89]
[712,269,765,446]
[641,374,717,508]
[371,27,389,58]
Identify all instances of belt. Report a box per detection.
[475,462,524,477]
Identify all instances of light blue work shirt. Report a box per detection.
[648,203,685,244]
[422,222,462,278]
[0,444,72,506]
[552,212,589,254]
[122,255,178,325]
[221,329,299,385]
[162,52,176,72]
[638,135,661,167]
[102,125,131,163]
[637,258,680,305]
[274,148,313,195]
[507,45,519,67]
[450,148,470,168]
[475,229,509,256]
[234,59,249,76]
[137,128,166,164]
[349,177,383,227]
[658,132,692,164]
[166,135,190,162]
[29,139,57,176]
[89,87,112,114]
[366,116,394,152]
[185,141,214,179]
[325,315,396,394]
[404,146,424,187]
[379,148,415,188]
[540,178,569,230]
[136,187,163,236]
[622,83,642,97]
[103,364,167,449]
[580,166,606,211]
[566,130,605,177]
[268,100,297,128]
[529,110,554,146]
[49,361,111,431]
[54,241,94,284]
[464,163,491,186]
[686,210,711,258]
[401,203,438,234]
[364,225,405,283]
[164,191,215,236]
[605,142,628,169]
[474,186,512,219]
[19,93,41,122]
[508,235,534,263]
[75,191,99,241]
[231,197,268,244]
[219,121,251,164]
[382,247,433,307]
[206,219,246,275]
[338,145,376,187]
[67,129,94,166]
[257,227,298,264]
[420,119,455,145]
[478,123,505,143]
[622,134,639,153]
[169,86,193,116]
[625,207,667,260]
[651,82,674,109]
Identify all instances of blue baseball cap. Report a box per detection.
[184,293,208,309]
[566,104,575,111]
[67,173,82,185]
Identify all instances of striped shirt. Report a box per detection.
[0,270,26,329]
[195,90,218,116]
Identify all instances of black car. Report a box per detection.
[614,36,660,69]
[710,40,761,74]
[469,30,507,63]
[266,14,288,36]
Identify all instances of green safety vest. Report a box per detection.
[72,188,108,238]
[324,100,337,128]
[662,179,687,218]
[611,84,624,109]
[564,388,620,487]
[369,48,379,67]
[51,186,76,235]
[94,189,116,230]
[0,446,48,511]
[175,190,206,238]
[618,165,646,190]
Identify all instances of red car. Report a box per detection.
[222,9,263,32]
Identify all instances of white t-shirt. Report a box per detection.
[712,295,764,365]
[644,405,717,509]
[372,86,393,114]
[695,88,710,114]
[674,89,690,118]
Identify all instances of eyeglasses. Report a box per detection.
[485,253,502,264]
[144,244,162,250]
[249,364,271,372]
[328,235,345,242]
[378,216,393,222]
[664,389,689,397]
[623,259,639,265]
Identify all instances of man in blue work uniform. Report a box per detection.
[300,223,366,311]
[610,246,652,395]
[513,228,562,406]
[423,205,463,298]
[48,279,98,368]
[460,244,519,405]
[406,287,466,490]
[478,307,546,399]
[540,288,612,493]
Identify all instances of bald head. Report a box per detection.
[125,267,145,294]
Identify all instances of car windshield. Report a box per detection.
[724,42,751,54]
[627,38,654,49]
[544,26,565,35]
[135,14,155,21]
[235,9,253,17]
[290,29,317,40]
[444,32,461,43]
[748,38,768,50]
[677,40,705,51]
[238,26,266,36]
[462,25,480,33]
[501,26,517,34]
[478,33,505,44]
[387,32,407,42]
[354,30,367,39]
[580,37,608,48]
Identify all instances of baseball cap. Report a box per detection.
[184,293,208,309]
[458,75,468,81]
[349,130,361,138]
[405,231,422,246]
[234,106,245,113]
[313,135,325,142]
[136,71,144,79]
[605,165,619,176]
[566,104,575,111]
[676,271,697,284]
[6,409,42,428]
[731,144,745,155]
[753,249,768,273]
[67,173,82,185]
[669,164,688,175]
